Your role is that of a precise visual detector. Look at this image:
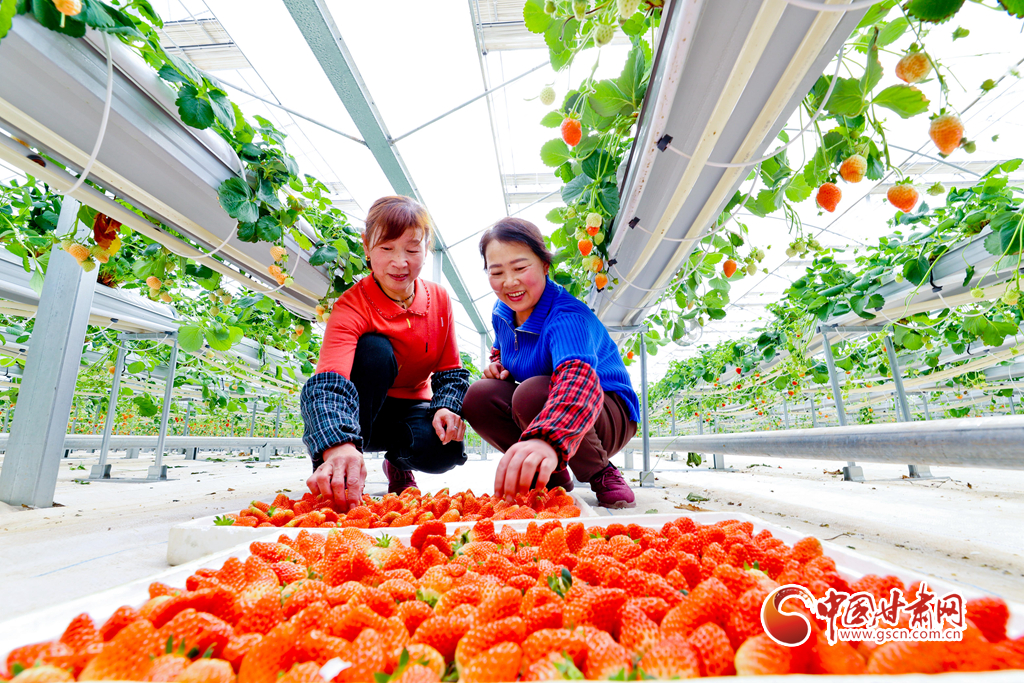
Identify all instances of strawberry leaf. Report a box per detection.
[872,85,930,119]
[999,0,1024,18]
[906,0,966,22]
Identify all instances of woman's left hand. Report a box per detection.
[433,408,466,444]
[494,439,558,501]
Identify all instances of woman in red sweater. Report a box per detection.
[300,196,470,509]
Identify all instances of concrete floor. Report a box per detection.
[1,446,1022,626]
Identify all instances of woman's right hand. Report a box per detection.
[483,361,511,380]
[307,442,366,510]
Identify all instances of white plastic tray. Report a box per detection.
[5,512,1022,670]
[166,491,597,565]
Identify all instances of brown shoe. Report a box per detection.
[589,465,635,508]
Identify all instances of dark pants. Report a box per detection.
[463,376,636,481]
[351,334,466,474]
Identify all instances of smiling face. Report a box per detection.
[485,240,549,326]
[369,228,425,301]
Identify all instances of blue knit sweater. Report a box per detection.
[492,278,641,423]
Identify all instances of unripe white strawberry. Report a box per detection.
[539,86,556,106]
[595,24,615,46]
[617,0,642,19]
[585,212,602,228]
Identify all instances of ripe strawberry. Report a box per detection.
[336,629,388,683]
[146,276,162,290]
[65,243,90,264]
[581,630,631,680]
[588,255,604,273]
[966,596,1010,643]
[521,629,587,665]
[815,182,841,212]
[560,118,582,147]
[808,632,866,674]
[250,541,304,564]
[564,523,586,554]
[839,154,867,183]
[723,259,737,278]
[78,619,163,681]
[268,265,283,279]
[887,183,919,213]
[461,642,522,683]
[578,238,593,257]
[6,642,73,675]
[410,520,447,550]
[158,609,233,659]
[99,606,140,641]
[636,636,701,678]
[660,577,731,637]
[275,662,323,683]
[789,536,823,564]
[895,52,931,84]
[617,602,660,655]
[176,658,235,683]
[687,622,735,677]
[9,665,74,683]
[412,613,473,661]
[724,587,770,648]
[735,633,794,675]
[270,245,287,262]
[929,113,964,155]
[455,617,526,676]
[538,527,569,562]
[594,273,609,290]
[522,652,584,681]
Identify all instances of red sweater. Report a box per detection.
[315,276,461,401]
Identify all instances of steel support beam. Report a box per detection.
[0,198,96,507]
[921,394,931,420]
[150,336,178,480]
[91,340,126,480]
[809,397,817,427]
[639,332,653,486]
[274,403,282,438]
[782,398,789,429]
[670,396,676,435]
[184,402,191,435]
[883,334,933,479]
[281,0,490,344]
[820,327,863,482]
[249,398,258,438]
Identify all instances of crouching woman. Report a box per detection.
[463,218,639,508]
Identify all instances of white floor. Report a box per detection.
[1,446,1022,622]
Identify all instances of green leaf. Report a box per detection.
[127,361,146,374]
[540,111,563,128]
[561,173,591,204]
[33,0,86,36]
[176,84,215,130]
[218,178,259,224]
[80,0,140,36]
[860,28,883,95]
[206,324,232,351]
[872,85,930,119]
[166,54,203,84]
[903,255,931,286]
[999,0,1024,18]
[581,150,615,181]
[589,79,632,117]
[28,269,44,296]
[228,326,244,346]
[309,244,339,266]
[178,325,205,353]
[540,139,571,168]
[826,77,868,117]
[208,90,236,130]
[906,0,966,22]
[784,174,812,203]
[255,216,282,242]
[1,0,18,42]
[523,0,551,33]
[902,332,924,350]
[877,18,908,47]
[157,64,189,84]
[951,25,970,39]
[255,295,275,313]
[618,46,647,104]
[597,184,619,216]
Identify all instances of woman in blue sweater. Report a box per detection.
[462,218,640,508]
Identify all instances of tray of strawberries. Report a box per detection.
[3,511,1022,682]
[167,487,593,566]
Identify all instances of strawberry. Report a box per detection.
[475,586,523,624]
[839,154,867,183]
[929,113,964,155]
[581,630,631,680]
[235,589,284,635]
[594,273,608,290]
[577,238,593,257]
[336,629,388,683]
[724,587,770,648]
[78,619,163,681]
[410,521,447,550]
[539,86,556,107]
[6,643,73,676]
[275,662,323,683]
[412,613,473,661]
[53,0,81,17]
[808,631,866,674]
[99,606,140,641]
[966,596,1010,643]
[143,653,191,682]
[562,587,626,633]
[460,642,522,683]
[560,118,582,147]
[564,523,586,554]
[723,259,737,278]
[895,51,931,84]
[887,182,919,213]
[65,243,90,264]
[271,561,307,585]
[158,609,234,659]
[238,622,296,683]
[522,652,584,681]
[815,182,841,212]
[455,617,526,676]
[521,629,587,665]
[636,636,701,678]
[57,613,101,661]
[587,255,604,273]
[146,276,162,290]
[250,542,304,565]
[735,633,794,675]
[176,658,235,683]
[617,602,660,655]
[538,527,569,562]
[687,622,735,677]
[9,666,74,683]
[789,536,823,564]
[270,246,287,262]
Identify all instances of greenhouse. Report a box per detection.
[1,0,1023,679]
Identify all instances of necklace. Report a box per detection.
[374,276,415,309]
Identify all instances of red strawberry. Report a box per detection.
[521,629,588,665]
[581,630,631,680]
[636,636,700,679]
[78,619,163,681]
[966,596,1010,643]
[839,154,867,183]
[6,642,72,675]
[275,662,324,683]
[815,183,842,212]
[617,602,660,655]
[158,609,234,659]
[270,561,307,585]
[250,542,304,565]
[455,617,526,676]
[577,238,593,257]
[222,634,262,670]
[895,51,931,84]
[735,633,794,675]
[560,118,582,147]
[887,183,919,213]
[175,658,235,683]
[410,520,447,550]
[412,613,473,661]
[538,527,569,562]
[789,536,823,564]
[237,621,296,683]
[724,587,770,649]
[929,113,964,155]
[687,622,735,677]
[722,259,738,278]
[98,606,140,641]
[9,665,75,683]
[661,577,731,637]
[808,631,866,674]
[461,642,522,683]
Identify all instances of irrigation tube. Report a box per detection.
[622,415,1024,470]
[63,34,113,198]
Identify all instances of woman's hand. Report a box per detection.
[433,408,466,444]
[307,442,366,510]
[494,438,558,501]
[483,361,511,380]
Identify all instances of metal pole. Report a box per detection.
[92,401,103,434]
[183,402,191,435]
[91,344,125,480]
[820,327,863,482]
[782,398,789,429]
[639,331,652,485]
[70,401,80,434]
[1009,394,1016,416]
[921,394,931,420]
[249,398,258,438]
[809,397,817,427]
[150,337,178,480]
[274,403,282,438]
[2,399,9,433]
[883,335,913,422]
[670,396,676,435]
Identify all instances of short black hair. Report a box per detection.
[479,217,554,269]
